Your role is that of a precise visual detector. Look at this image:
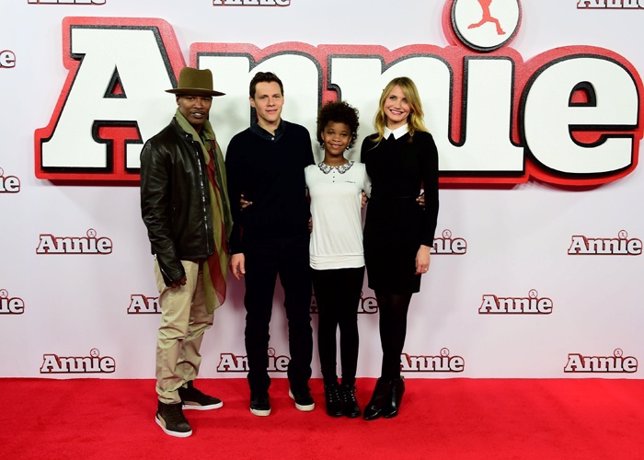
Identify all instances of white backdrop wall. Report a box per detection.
[1,0,643,379]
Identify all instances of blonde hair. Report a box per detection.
[373,77,427,142]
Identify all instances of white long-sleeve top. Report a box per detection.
[305,161,371,270]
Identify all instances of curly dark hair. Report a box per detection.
[316,101,360,148]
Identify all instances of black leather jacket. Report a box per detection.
[140,118,214,285]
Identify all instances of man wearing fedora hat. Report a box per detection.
[226,71,315,417]
[140,67,232,437]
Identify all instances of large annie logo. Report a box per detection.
[34,0,643,188]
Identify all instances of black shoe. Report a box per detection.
[178,381,223,411]
[155,401,192,438]
[250,391,271,417]
[382,377,405,418]
[340,383,361,418]
[363,378,391,421]
[323,382,343,417]
[289,386,315,412]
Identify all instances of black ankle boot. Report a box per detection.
[340,383,361,418]
[363,378,391,421]
[381,376,405,418]
[324,382,343,417]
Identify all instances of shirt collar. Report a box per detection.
[250,119,286,142]
[384,124,409,140]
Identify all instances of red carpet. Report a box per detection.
[2,378,643,459]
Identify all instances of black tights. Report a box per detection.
[313,267,364,387]
[376,291,412,379]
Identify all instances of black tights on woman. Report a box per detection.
[376,291,412,379]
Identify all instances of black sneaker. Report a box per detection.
[289,387,315,412]
[155,401,192,438]
[340,383,361,418]
[249,391,271,417]
[178,381,223,411]
[324,382,343,417]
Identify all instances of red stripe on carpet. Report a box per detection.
[2,378,643,459]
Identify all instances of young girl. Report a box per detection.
[305,101,370,418]
[361,77,439,420]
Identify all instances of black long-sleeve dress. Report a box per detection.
[360,130,439,294]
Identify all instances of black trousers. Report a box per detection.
[243,236,313,394]
[312,266,364,387]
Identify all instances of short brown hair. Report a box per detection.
[249,71,284,98]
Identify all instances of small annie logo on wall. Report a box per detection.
[479,289,553,314]
[401,348,465,373]
[40,348,116,374]
[568,230,642,255]
[217,348,289,373]
[0,50,16,69]
[127,294,160,314]
[28,0,105,5]
[577,0,644,9]
[212,0,291,6]
[564,348,638,373]
[36,228,113,255]
[0,290,25,315]
[311,291,378,315]
[0,167,20,193]
[432,229,468,255]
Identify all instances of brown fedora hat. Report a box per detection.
[166,67,225,97]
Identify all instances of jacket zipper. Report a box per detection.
[192,139,213,256]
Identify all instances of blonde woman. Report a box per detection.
[360,77,439,420]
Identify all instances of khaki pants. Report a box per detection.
[154,260,213,404]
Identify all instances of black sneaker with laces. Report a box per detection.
[249,391,271,417]
[340,383,361,418]
[323,382,343,417]
[178,381,223,411]
[289,387,315,412]
[155,401,192,438]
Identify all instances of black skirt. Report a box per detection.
[363,195,423,294]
